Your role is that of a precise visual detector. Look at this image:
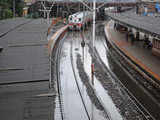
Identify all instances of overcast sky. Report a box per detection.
[87,0,136,1]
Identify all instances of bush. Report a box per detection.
[4,9,12,19]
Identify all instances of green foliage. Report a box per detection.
[4,9,13,18]
[0,0,24,19]
[16,1,24,16]
[0,0,12,8]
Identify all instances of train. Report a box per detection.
[105,7,118,14]
[105,7,133,15]
[68,11,93,30]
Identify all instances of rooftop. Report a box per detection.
[107,11,160,38]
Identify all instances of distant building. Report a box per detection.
[140,0,160,2]
[23,0,36,17]
[24,0,36,5]
[137,0,160,16]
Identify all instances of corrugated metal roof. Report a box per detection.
[107,12,160,39]
[0,19,49,84]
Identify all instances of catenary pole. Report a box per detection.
[93,0,96,48]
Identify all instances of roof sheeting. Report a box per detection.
[107,12,160,38]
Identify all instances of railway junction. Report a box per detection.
[0,0,160,120]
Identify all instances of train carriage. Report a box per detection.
[68,11,93,30]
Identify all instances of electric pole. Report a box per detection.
[90,0,96,86]
[93,0,96,48]
[13,0,16,18]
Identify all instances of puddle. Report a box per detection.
[60,39,88,120]
[71,32,123,120]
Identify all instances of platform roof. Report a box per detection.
[107,12,160,39]
[0,19,49,84]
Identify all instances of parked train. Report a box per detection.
[68,11,93,30]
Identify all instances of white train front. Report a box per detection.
[68,11,93,30]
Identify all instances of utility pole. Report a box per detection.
[78,0,107,85]
[13,0,16,18]
[78,0,97,85]
[40,0,55,26]
[93,0,96,49]
[91,0,96,86]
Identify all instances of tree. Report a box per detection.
[0,0,13,19]
[15,0,24,16]
[0,0,24,19]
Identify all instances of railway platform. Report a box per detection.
[105,20,160,82]
[107,11,160,37]
[0,18,54,120]
[105,20,160,119]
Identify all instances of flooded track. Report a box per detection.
[58,32,109,120]
[53,23,156,120]
[49,23,67,120]
[84,28,151,120]
[93,31,155,120]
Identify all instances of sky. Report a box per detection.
[54,0,136,2]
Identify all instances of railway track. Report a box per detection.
[63,30,151,120]
[51,31,92,120]
[53,30,111,120]
[72,24,156,120]
[52,23,158,120]
[98,38,155,120]
[56,37,65,120]
[104,41,158,120]
[57,32,92,120]
[70,39,91,120]
[70,31,112,120]
[103,22,160,119]
[89,28,156,120]
[51,32,66,120]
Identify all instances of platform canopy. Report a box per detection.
[107,11,160,39]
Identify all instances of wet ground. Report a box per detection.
[0,18,31,37]
[105,20,160,120]
[58,24,148,120]
[59,32,107,120]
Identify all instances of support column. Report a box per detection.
[136,31,140,41]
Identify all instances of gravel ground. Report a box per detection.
[87,44,146,120]
[106,43,159,119]
[76,53,104,111]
